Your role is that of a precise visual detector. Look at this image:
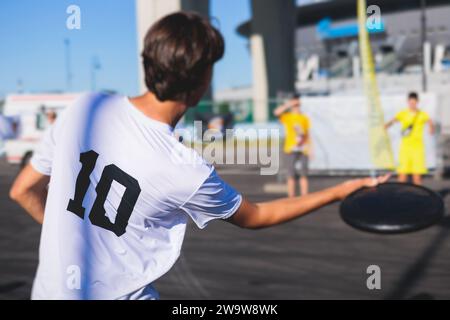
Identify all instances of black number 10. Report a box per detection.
[67,150,141,237]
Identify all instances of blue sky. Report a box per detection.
[211,0,252,91]
[0,0,255,99]
[0,1,138,97]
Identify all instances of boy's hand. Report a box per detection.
[288,98,300,108]
[335,174,391,201]
[429,125,435,135]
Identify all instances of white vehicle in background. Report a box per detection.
[3,93,81,167]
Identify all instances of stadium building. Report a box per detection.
[213,0,450,127]
[238,0,450,82]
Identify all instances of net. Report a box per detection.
[357,0,395,170]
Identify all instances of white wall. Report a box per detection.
[302,94,438,170]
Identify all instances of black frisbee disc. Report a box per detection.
[340,182,445,234]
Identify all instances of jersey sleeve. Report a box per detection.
[179,169,243,229]
[421,111,430,123]
[29,94,88,175]
[305,116,311,132]
[30,120,61,176]
[394,111,404,122]
[279,113,288,124]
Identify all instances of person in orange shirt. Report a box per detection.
[274,94,311,197]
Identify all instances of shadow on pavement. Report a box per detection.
[384,194,450,300]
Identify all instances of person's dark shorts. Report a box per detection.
[286,152,309,178]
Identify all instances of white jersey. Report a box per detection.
[30,93,242,300]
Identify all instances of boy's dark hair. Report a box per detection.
[408,92,419,100]
[293,93,302,99]
[142,12,224,103]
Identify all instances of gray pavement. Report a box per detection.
[0,159,449,300]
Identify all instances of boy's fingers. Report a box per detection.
[377,173,392,184]
[363,173,391,188]
[363,177,378,187]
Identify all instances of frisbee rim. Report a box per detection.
[340,182,445,234]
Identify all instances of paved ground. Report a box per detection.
[0,159,449,300]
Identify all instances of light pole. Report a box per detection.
[64,38,73,92]
[91,56,101,91]
[420,0,428,92]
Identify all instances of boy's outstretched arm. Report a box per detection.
[384,118,397,130]
[428,119,435,135]
[10,164,49,224]
[228,175,390,229]
[273,102,292,118]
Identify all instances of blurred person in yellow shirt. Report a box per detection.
[274,94,311,197]
[385,92,435,185]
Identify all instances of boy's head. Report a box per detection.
[142,12,224,106]
[408,91,419,109]
[46,110,57,124]
[289,93,302,112]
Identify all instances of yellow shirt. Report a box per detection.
[279,112,311,154]
[395,109,429,149]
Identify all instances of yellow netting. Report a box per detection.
[357,0,395,169]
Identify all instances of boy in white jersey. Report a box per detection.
[10,12,388,300]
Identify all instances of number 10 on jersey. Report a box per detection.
[67,150,141,237]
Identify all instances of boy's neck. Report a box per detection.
[129,92,188,128]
